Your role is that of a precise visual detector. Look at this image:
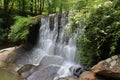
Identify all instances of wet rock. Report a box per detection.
[40,55,64,68]
[91,54,120,79]
[27,65,60,80]
[70,65,90,77]
[17,64,37,78]
[79,71,100,80]
[58,76,79,80]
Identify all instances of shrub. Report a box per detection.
[8,16,38,43]
[66,0,120,66]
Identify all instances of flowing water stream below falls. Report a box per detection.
[15,12,81,80]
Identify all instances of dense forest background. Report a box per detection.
[0,0,120,66]
[0,0,73,45]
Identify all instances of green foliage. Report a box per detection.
[0,27,8,44]
[74,0,88,10]
[8,16,38,42]
[67,0,120,66]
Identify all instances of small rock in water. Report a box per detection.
[69,65,90,77]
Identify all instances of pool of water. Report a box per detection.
[0,69,19,80]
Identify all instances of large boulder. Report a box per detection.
[0,46,21,70]
[0,46,25,80]
[0,45,22,63]
[27,65,60,80]
[58,76,78,80]
[79,71,100,80]
[91,54,120,79]
[0,47,17,62]
[40,55,64,68]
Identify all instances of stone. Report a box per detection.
[106,58,111,63]
[0,47,16,62]
[27,65,60,80]
[111,55,118,60]
[91,54,120,79]
[58,76,79,80]
[40,55,64,68]
[0,45,22,63]
[79,71,100,80]
[17,64,37,78]
[70,65,90,77]
[0,46,23,72]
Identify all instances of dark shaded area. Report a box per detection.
[27,20,41,47]
[50,15,54,30]
[96,74,120,80]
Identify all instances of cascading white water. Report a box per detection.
[15,12,79,80]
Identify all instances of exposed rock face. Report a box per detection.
[58,76,79,80]
[91,54,120,79]
[79,71,100,80]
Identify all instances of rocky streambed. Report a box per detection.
[0,46,120,80]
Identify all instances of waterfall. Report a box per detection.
[15,12,79,80]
